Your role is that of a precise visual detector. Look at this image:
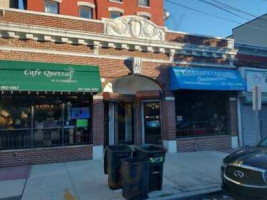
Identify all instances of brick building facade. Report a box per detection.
[2,0,164,26]
[0,8,242,167]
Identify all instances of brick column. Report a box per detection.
[229,97,239,148]
[92,95,104,159]
[161,96,177,152]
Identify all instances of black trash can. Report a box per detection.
[104,147,108,175]
[107,145,133,190]
[121,158,150,200]
[135,145,167,192]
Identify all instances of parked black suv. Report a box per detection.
[221,138,267,200]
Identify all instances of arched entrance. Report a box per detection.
[103,75,163,146]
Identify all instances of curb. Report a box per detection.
[150,187,222,200]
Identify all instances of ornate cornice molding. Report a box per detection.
[104,16,165,41]
[0,21,237,61]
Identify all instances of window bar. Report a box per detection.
[62,103,65,146]
[31,105,34,147]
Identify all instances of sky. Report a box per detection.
[164,0,267,38]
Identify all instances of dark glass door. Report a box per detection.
[117,102,134,145]
[143,102,161,144]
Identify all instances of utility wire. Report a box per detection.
[196,0,267,31]
[165,0,243,24]
[212,0,257,18]
[197,0,252,21]
[165,0,267,34]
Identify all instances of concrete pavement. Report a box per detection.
[0,150,229,200]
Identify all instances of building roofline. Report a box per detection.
[232,13,267,31]
[166,29,230,41]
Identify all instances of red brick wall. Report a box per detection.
[96,0,164,26]
[177,136,231,152]
[0,10,104,33]
[162,99,176,140]
[0,145,93,167]
[166,32,228,48]
[26,0,164,26]
[92,98,104,145]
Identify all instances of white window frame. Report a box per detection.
[79,6,93,19]
[136,11,151,19]
[77,2,95,8]
[109,0,123,4]
[108,7,124,19]
[44,0,61,14]
[138,0,150,8]
[108,7,124,14]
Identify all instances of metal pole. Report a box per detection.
[255,87,261,143]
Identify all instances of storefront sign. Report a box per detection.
[0,60,102,92]
[169,67,246,91]
[246,70,267,93]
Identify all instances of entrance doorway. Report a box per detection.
[104,102,134,146]
[103,75,163,146]
[142,101,161,144]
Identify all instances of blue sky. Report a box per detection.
[164,0,267,37]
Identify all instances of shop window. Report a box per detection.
[175,91,230,138]
[0,93,92,150]
[110,11,122,19]
[138,0,150,7]
[44,0,59,14]
[79,6,93,19]
[0,95,32,149]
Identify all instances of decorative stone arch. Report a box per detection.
[108,7,125,14]
[77,2,95,8]
[103,75,163,95]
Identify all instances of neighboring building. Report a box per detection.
[232,14,267,48]
[0,7,242,167]
[231,14,267,147]
[2,0,164,26]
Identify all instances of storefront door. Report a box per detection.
[105,102,134,146]
[142,101,161,144]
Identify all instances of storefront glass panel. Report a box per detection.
[175,91,230,137]
[0,93,92,150]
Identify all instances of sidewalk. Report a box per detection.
[0,151,228,200]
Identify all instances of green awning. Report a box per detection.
[0,60,102,93]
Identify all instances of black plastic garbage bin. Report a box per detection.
[135,145,167,192]
[121,158,150,200]
[107,145,133,190]
[104,147,108,175]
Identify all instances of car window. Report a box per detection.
[258,138,267,147]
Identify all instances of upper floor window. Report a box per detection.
[44,0,59,14]
[79,6,93,19]
[137,12,151,20]
[109,0,122,2]
[110,11,122,19]
[108,7,124,19]
[138,0,150,7]
[140,15,150,20]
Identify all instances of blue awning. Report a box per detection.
[169,67,246,91]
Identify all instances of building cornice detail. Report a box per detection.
[0,22,237,60]
[104,16,165,41]
[0,46,236,68]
